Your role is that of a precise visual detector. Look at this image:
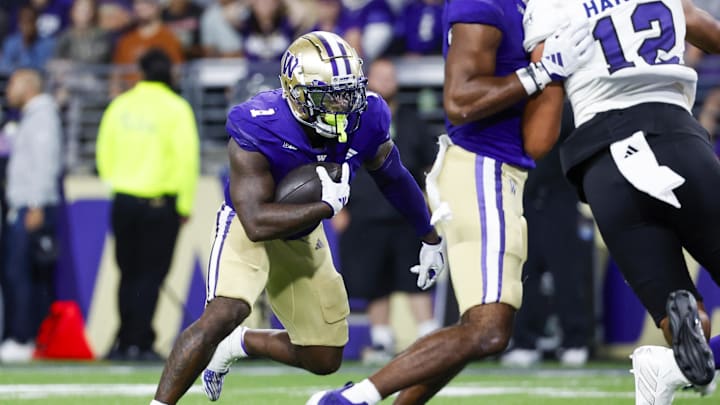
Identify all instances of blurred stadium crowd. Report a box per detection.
[0,0,446,173]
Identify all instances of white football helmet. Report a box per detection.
[279,31,367,141]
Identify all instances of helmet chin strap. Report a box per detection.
[314,114,348,142]
[284,97,349,142]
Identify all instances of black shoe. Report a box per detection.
[122,345,164,362]
[667,290,716,386]
[139,349,164,363]
[104,345,128,361]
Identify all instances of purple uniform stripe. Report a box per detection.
[206,205,224,300]
[317,35,340,76]
[210,205,236,299]
[476,156,488,304]
[494,160,505,303]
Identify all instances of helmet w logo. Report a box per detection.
[282,52,299,78]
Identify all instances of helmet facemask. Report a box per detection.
[296,77,367,141]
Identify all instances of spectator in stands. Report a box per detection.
[240,0,295,62]
[338,58,439,365]
[0,6,10,47]
[0,68,62,363]
[200,0,247,58]
[501,102,594,368]
[162,0,203,59]
[28,0,73,39]
[0,6,56,73]
[342,0,395,62]
[49,0,112,107]
[283,0,317,33]
[398,0,443,56]
[311,0,348,36]
[54,0,112,64]
[97,49,199,362]
[110,0,183,95]
[98,0,134,44]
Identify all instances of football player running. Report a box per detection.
[149,31,447,405]
[523,0,720,403]
[306,0,596,404]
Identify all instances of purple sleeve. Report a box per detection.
[225,108,260,152]
[369,146,433,238]
[447,0,504,28]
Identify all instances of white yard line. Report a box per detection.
[0,384,638,400]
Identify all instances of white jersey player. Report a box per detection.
[523,1,720,404]
[525,0,698,126]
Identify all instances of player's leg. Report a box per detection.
[501,205,545,367]
[154,204,269,404]
[378,303,515,404]
[580,142,711,391]
[156,297,251,403]
[662,131,720,378]
[307,150,528,405]
[261,222,350,373]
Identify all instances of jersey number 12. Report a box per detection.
[592,1,679,74]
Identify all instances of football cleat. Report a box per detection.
[306,382,369,405]
[631,345,690,405]
[202,368,228,401]
[667,290,716,386]
[202,326,248,401]
[685,371,718,397]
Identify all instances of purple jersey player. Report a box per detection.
[150,31,447,405]
[306,1,596,404]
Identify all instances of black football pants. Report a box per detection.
[580,131,720,325]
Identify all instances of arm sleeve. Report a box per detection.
[173,102,200,216]
[369,145,433,237]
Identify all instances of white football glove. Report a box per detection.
[410,237,448,291]
[316,163,350,217]
[516,19,595,95]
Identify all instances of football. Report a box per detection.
[274,162,342,204]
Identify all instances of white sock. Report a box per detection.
[150,400,168,405]
[342,379,382,404]
[229,325,249,358]
[370,325,394,351]
[418,319,440,337]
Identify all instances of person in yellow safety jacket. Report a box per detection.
[96,48,199,362]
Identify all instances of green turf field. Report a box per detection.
[0,360,717,404]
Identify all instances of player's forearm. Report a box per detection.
[444,74,528,125]
[369,146,433,237]
[685,4,720,54]
[237,202,332,242]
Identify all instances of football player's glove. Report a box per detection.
[317,162,350,217]
[410,237,447,290]
[516,19,594,95]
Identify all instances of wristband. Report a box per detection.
[515,62,552,96]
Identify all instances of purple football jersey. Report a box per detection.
[223,89,391,209]
[442,0,534,169]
